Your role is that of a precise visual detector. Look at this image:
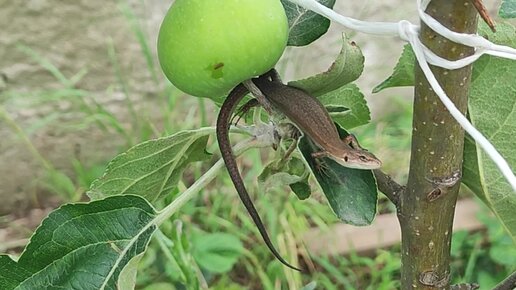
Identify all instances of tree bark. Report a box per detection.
[399,1,478,289]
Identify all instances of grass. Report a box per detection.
[1,1,514,289]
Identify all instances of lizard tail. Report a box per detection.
[216,82,303,272]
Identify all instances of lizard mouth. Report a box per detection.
[331,157,382,170]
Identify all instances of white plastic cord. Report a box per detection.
[401,22,516,191]
[287,0,516,191]
[419,0,516,58]
[423,46,484,69]
[288,0,401,36]
[419,44,516,70]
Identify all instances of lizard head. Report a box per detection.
[330,150,382,170]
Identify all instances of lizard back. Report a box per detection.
[254,80,345,152]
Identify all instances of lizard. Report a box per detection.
[216,70,381,271]
[252,69,382,170]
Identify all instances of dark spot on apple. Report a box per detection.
[207,62,224,79]
[213,62,224,70]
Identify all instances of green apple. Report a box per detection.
[157,0,288,98]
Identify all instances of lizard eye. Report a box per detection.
[359,155,368,162]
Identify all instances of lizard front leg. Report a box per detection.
[231,98,259,125]
[311,150,331,176]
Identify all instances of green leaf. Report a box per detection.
[0,256,32,289]
[477,271,500,290]
[288,35,364,96]
[318,83,371,129]
[450,230,470,256]
[462,138,489,206]
[280,0,336,46]
[259,153,310,195]
[462,22,516,242]
[490,243,516,266]
[478,209,516,267]
[499,0,516,18]
[298,126,377,226]
[143,283,176,290]
[258,140,312,199]
[191,233,244,274]
[88,128,211,202]
[0,195,157,290]
[290,181,312,200]
[372,44,415,93]
[259,158,305,187]
[117,253,145,290]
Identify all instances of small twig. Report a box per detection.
[469,0,496,32]
[243,79,274,115]
[373,170,404,207]
[492,271,516,290]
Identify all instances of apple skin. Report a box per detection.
[158,0,288,98]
